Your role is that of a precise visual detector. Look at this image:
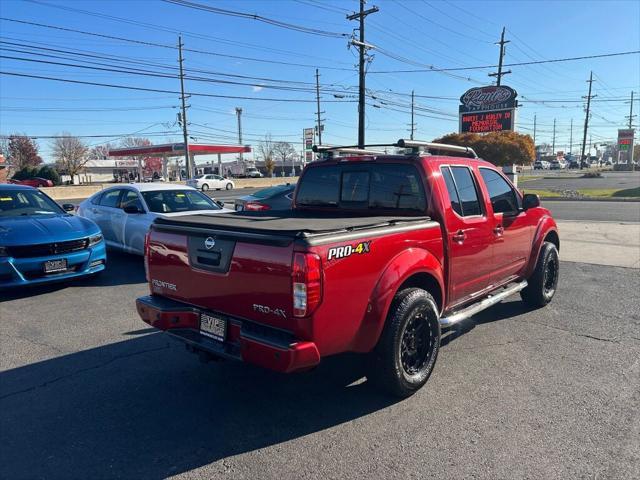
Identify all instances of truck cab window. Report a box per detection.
[479,168,520,214]
[450,166,482,216]
[440,166,462,216]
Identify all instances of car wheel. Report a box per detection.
[201,184,209,191]
[368,288,440,398]
[521,241,559,308]
[225,183,233,190]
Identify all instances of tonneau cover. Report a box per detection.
[153,211,431,238]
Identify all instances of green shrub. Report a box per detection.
[37,165,61,185]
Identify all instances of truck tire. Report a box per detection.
[368,288,440,398]
[521,241,559,308]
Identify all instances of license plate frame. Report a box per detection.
[43,258,68,273]
[199,312,227,342]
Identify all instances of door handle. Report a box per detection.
[452,230,466,243]
[493,225,504,236]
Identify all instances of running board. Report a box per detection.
[439,280,528,328]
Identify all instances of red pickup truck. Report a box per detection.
[137,140,559,397]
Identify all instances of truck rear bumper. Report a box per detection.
[136,295,320,373]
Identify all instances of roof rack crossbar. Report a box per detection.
[396,139,478,158]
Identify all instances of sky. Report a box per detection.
[1,0,639,163]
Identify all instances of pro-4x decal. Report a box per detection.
[327,241,371,260]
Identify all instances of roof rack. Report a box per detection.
[312,144,387,159]
[396,139,478,158]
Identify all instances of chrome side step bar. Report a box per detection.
[439,280,528,328]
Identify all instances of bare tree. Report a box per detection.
[51,133,88,177]
[258,134,276,176]
[273,141,296,163]
[88,143,115,160]
[120,137,152,180]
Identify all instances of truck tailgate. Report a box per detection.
[147,228,298,332]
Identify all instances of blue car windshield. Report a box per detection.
[0,190,63,217]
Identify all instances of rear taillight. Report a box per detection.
[144,231,151,282]
[292,252,322,317]
[244,201,271,211]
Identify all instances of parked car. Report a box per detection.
[186,174,234,191]
[0,185,105,288]
[245,168,263,178]
[234,184,295,211]
[77,183,231,255]
[568,160,580,169]
[137,139,559,398]
[533,160,549,170]
[10,177,54,187]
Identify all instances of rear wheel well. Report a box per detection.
[544,230,560,251]
[397,273,443,313]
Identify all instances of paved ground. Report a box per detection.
[543,201,640,223]
[1,255,638,479]
[557,221,640,268]
[521,170,640,191]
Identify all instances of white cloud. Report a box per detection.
[252,85,264,93]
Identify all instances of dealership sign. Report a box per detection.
[459,85,518,133]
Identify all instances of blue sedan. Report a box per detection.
[0,185,106,288]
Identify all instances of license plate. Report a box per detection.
[44,259,68,273]
[200,312,226,341]
[235,204,243,211]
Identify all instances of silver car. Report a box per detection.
[77,183,231,255]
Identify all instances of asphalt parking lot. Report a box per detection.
[1,254,638,479]
[521,170,640,191]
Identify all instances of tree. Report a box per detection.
[273,141,296,163]
[6,134,42,169]
[432,131,535,166]
[88,143,115,160]
[258,134,276,176]
[37,165,61,185]
[51,133,89,177]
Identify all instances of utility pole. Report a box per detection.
[315,69,324,145]
[533,114,536,145]
[178,35,191,179]
[551,118,556,155]
[626,91,636,168]
[488,27,511,86]
[409,90,416,140]
[580,71,595,169]
[347,0,379,148]
[569,118,573,155]
[235,107,243,163]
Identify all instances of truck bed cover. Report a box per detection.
[153,211,434,245]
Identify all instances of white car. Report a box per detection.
[186,174,234,191]
[77,183,231,255]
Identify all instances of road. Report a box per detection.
[1,257,638,479]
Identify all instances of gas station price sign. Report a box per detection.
[618,138,631,151]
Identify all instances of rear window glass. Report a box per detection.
[296,163,426,212]
[252,185,293,199]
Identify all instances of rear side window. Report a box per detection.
[479,168,520,214]
[99,189,122,208]
[450,166,482,216]
[296,163,426,212]
[440,167,462,216]
[90,192,102,205]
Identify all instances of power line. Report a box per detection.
[0,71,358,103]
[368,50,640,73]
[162,0,349,38]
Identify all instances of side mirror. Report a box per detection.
[523,193,540,211]
[62,203,75,212]
[123,205,143,214]
[215,200,224,208]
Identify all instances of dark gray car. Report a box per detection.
[234,184,295,212]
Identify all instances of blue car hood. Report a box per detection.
[0,214,100,246]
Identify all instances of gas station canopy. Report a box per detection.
[107,143,251,157]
